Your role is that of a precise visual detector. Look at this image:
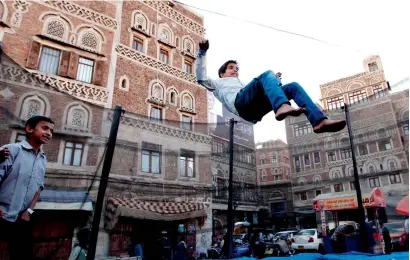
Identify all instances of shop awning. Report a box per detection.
[34,190,93,211]
[312,188,386,212]
[105,197,209,231]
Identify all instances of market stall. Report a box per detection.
[312,188,387,253]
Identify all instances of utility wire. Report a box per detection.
[175,0,367,54]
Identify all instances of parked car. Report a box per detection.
[273,231,299,243]
[383,222,408,252]
[290,229,324,253]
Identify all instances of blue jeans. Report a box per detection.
[234,70,327,127]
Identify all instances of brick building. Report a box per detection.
[285,55,409,229]
[255,139,294,231]
[0,0,213,258]
[207,93,260,238]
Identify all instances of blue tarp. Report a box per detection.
[227,251,408,260]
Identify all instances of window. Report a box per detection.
[132,37,144,52]
[327,96,344,110]
[358,145,368,156]
[403,122,409,136]
[63,142,84,166]
[294,123,312,136]
[76,57,94,83]
[369,165,376,173]
[212,139,221,156]
[328,152,336,162]
[388,161,397,171]
[334,183,343,193]
[299,192,307,201]
[304,154,310,165]
[180,150,195,177]
[181,115,192,131]
[15,134,26,143]
[378,140,392,151]
[170,91,176,105]
[261,170,267,182]
[368,62,378,72]
[340,149,352,159]
[159,49,169,64]
[183,60,193,74]
[380,164,384,171]
[38,47,61,75]
[350,181,356,191]
[260,158,266,165]
[373,85,385,98]
[270,155,277,164]
[141,142,161,174]
[150,106,162,122]
[315,190,322,196]
[284,157,289,164]
[314,152,320,163]
[274,175,279,181]
[369,177,380,188]
[349,89,368,105]
[390,173,401,184]
[294,156,301,169]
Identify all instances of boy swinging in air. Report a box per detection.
[195,40,346,133]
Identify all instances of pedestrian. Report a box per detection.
[174,236,188,260]
[330,224,355,253]
[196,40,346,133]
[379,222,392,254]
[69,227,90,260]
[0,115,54,260]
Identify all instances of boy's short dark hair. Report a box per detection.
[25,116,54,135]
[218,60,238,78]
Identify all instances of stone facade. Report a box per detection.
[255,139,294,231]
[285,55,409,224]
[0,0,213,258]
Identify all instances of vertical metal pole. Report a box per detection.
[87,106,123,260]
[227,118,236,259]
[344,103,368,252]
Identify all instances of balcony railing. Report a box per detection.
[30,71,108,106]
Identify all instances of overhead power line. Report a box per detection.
[175,0,368,54]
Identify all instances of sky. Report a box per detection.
[180,0,410,143]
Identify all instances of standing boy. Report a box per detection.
[0,115,54,259]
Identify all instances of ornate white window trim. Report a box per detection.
[132,10,150,35]
[148,79,166,104]
[16,92,50,120]
[180,91,195,113]
[119,75,130,92]
[63,102,92,132]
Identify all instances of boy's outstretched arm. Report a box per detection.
[195,39,217,91]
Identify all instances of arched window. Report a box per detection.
[76,27,103,52]
[149,80,165,103]
[170,92,176,104]
[119,76,129,91]
[377,128,387,138]
[66,104,90,130]
[298,178,307,186]
[46,19,66,40]
[369,165,376,173]
[182,37,195,56]
[181,93,194,111]
[81,31,98,50]
[158,25,173,45]
[325,138,334,149]
[313,175,322,186]
[133,12,149,32]
[388,160,397,171]
[340,137,350,147]
[331,170,342,180]
[20,95,47,120]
